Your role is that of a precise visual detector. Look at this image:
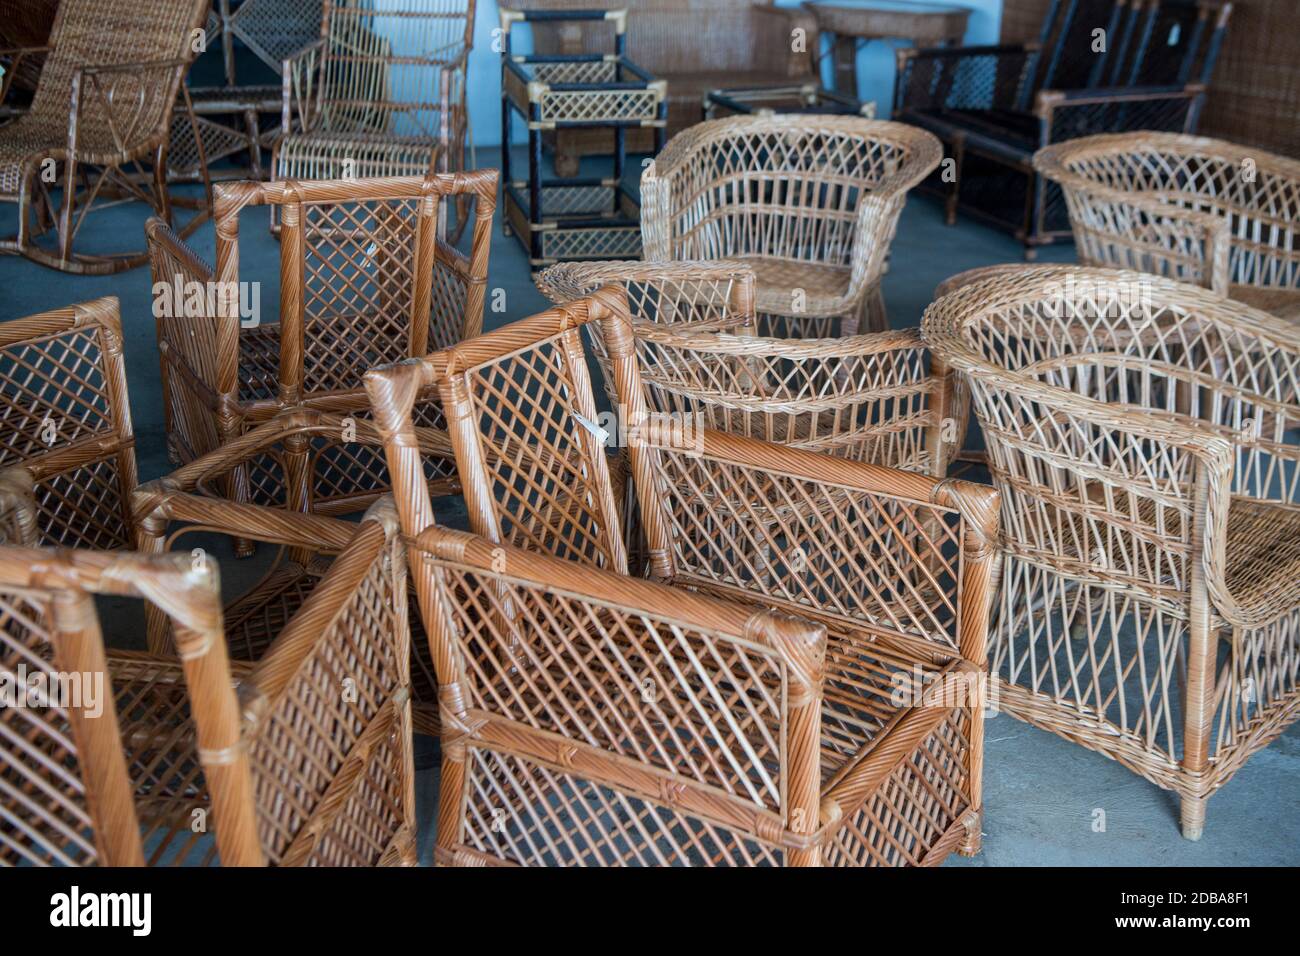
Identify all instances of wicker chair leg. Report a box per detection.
[1180,794,1207,841]
[957,809,982,856]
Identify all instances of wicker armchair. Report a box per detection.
[132,406,453,737]
[276,0,476,241]
[0,297,137,550]
[641,117,941,337]
[1034,133,1300,321]
[0,0,210,273]
[0,482,415,866]
[538,259,962,476]
[923,265,1300,840]
[366,289,1001,866]
[895,0,1232,257]
[145,171,496,529]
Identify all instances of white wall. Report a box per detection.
[463,0,1004,148]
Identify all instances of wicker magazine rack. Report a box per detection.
[500,8,667,267]
[1034,132,1300,321]
[365,289,1001,866]
[145,171,496,530]
[0,476,415,866]
[641,116,941,337]
[923,265,1300,839]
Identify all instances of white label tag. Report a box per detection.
[571,409,609,445]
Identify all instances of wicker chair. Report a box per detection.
[0,297,137,550]
[923,265,1300,840]
[1034,133,1300,321]
[132,406,453,737]
[538,260,963,476]
[0,0,210,274]
[276,0,476,241]
[145,171,496,529]
[365,289,1001,867]
[0,479,415,866]
[640,117,942,337]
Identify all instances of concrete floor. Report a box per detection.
[1,147,1296,866]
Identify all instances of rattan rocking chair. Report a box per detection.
[0,478,415,866]
[1034,133,1300,321]
[364,289,1000,866]
[276,0,477,241]
[0,0,211,274]
[538,259,963,476]
[923,265,1300,840]
[0,297,138,550]
[145,171,496,534]
[640,116,941,337]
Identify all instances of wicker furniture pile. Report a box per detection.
[364,288,1000,866]
[0,460,415,866]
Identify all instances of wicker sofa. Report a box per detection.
[502,0,817,174]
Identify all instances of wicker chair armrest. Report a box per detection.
[281,39,325,136]
[1032,148,1232,292]
[0,466,39,546]
[412,523,829,834]
[1035,84,1205,145]
[895,44,1039,112]
[68,58,190,155]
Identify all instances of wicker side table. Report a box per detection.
[704,82,876,119]
[500,7,667,268]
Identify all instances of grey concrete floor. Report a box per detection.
[1,147,1296,866]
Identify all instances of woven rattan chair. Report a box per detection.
[145,171,496,530]
[923,265,1300,839]
[1034,133,1300,321]
[0,0,210,273]
[538,259,963,476]
[0,480,415,866]
[365,289,1001,866]
[0,297,137,550]
[640,116,941,337]
[132,406,453,736]
[276,0,476,241]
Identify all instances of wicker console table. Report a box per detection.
[501,7,666,268]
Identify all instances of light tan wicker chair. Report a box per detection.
[145,171,496,528]
[0,0,210,273]
[0,297,137,550]
[366,289,1001,866]
[640,117,941,337]
[1034,133,1300,321]
[276,0,476,241]
[923,265,1300,840]
[538,259,963,476]
[0,479,415,866]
